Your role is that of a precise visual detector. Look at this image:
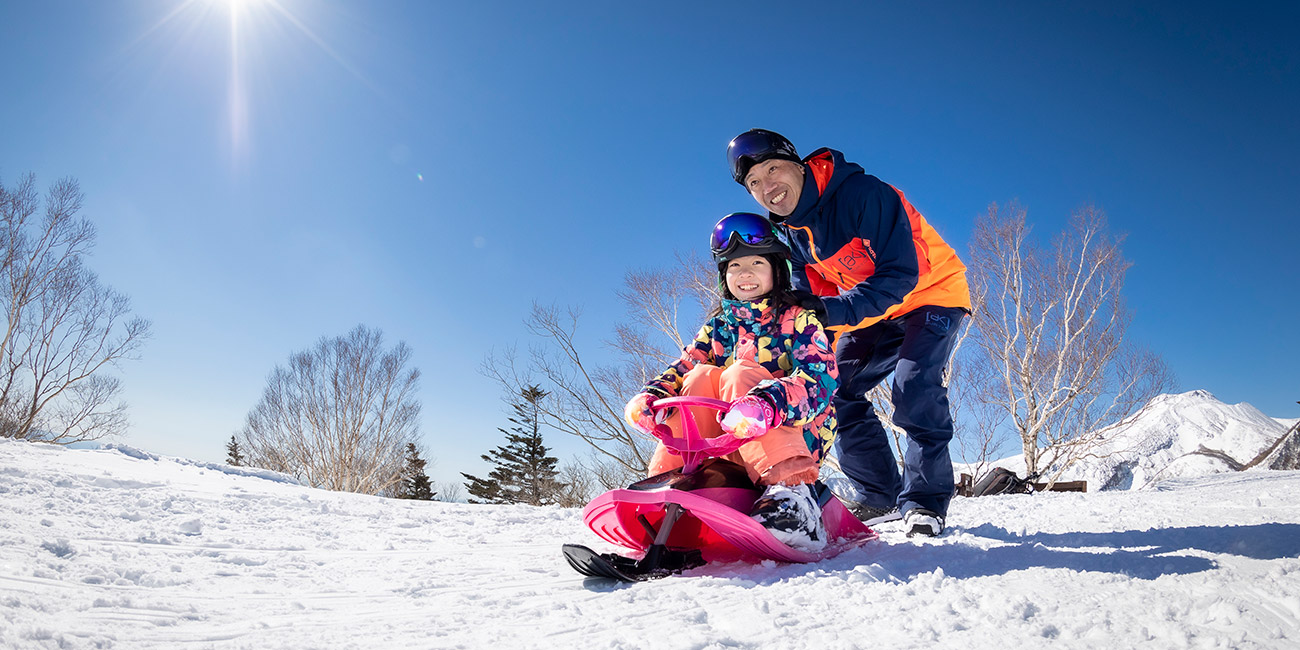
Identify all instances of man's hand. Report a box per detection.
[790,290,829,325]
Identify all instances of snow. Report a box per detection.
[3,435,1299,649]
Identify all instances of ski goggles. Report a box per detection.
[710,212,778,257]
[727,130,800,184]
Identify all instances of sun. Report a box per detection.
[134,0,369,168]
[217,0,265,10]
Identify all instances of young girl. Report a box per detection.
[623,212,839,551]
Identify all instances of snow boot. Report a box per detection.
[749,483,827,552]
[846,502,902,527]
[904,508,945,538]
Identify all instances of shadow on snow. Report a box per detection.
[566,523,1300,587]
[870,522,1300,581]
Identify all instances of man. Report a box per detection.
[726,128,971,537]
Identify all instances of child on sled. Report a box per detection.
[623,212,838,551]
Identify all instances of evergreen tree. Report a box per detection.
[461,471,507,504]
[461,385,565,505]
[226,434,245,467]
[397,443,436,500]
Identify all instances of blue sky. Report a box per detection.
[3,1,1297,488]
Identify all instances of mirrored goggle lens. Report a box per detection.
[710,213,773,253]
[727,132,798,182]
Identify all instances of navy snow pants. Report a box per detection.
[833,305,966,517]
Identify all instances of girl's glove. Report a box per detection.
[624,392,659,433]
[720,395,780,439]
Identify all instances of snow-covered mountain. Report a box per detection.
[1049,390,1296,491]
[4,426,1300,648]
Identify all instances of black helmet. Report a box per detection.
[710,212,790,266]
[727,128,801,185]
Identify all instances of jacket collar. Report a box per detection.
[719,297,775,324]
[774,148,864,226]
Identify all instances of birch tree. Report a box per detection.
[0,174,151,444]
[965,202,1174,484]
[238,325,421,495]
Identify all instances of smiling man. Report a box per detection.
[727,128,971,538]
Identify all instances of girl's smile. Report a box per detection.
[725,255,774,301]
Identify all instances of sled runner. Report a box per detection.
[563,396,877,581]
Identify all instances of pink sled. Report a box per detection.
[581,396,876,567]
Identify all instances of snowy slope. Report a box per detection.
[2,437,1299,649]
[1036,390,1291,491]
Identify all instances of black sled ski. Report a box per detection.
[562,544,702,582]
[563,502,704,582]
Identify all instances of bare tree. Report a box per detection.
[947,278,1022,481]
[612,250,720,378]
[238,325,421,496]
[483,251,718,490]
[555,461,595,508]
[482,309,651,489]
[965,202,1174,484]
[435,481,465,503]
[0,174,151,445]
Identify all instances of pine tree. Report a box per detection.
[460,471,507,504]
[226,434,245,467]
[461,385,565,505]
[397,443,436,500]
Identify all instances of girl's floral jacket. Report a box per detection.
[642,298,839,460]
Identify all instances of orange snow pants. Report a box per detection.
[646,359,819,486]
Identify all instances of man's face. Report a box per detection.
[743,159,804,217]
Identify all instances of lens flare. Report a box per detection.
[133,0,373,171]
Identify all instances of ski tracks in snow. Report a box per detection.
[0,445,587,648]
[2,439,1299,649]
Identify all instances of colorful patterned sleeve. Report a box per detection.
[642,318,724,399]
[752,308,839,426]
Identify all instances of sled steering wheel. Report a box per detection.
[649,396,754,474]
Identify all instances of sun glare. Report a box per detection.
[131,0,372,171]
